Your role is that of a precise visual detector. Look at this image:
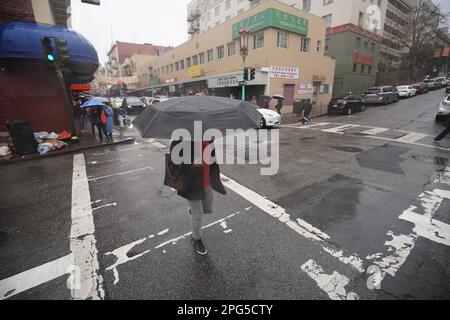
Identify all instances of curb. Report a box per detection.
[0,137,136,166]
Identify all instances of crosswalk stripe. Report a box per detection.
[322,124,360,134]
[298,122,331,129]
[395,132,429,143]
[360,127,389,135]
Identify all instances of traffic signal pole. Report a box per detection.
[55,69,76,136]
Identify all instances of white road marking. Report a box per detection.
[157,228,170,236]
[322,124,360,134]
[70,154,104,300]
[0,254,73,300]
[298,122,331,128]
[360,127,389,136]
[301,259,359,300]
[92,202,117,211]
[433,167,450,185]
[395,132,428,143]
[88,166,153,182]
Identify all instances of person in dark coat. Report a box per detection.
[169,139,226,255]
[92,106,110,143]
[302,99,313,124]
[275,98,283,114]
[434,113,450,142]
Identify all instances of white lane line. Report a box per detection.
[220,174,365,272]
[395,132,428,143]
[359,127,389,136]
[322,124,360,134]
[88,166,153,182]
[70,154,104,300]
[0,254,73,300]
[301,259,359,300]
[92,202,117,211]
[299,122,332,128]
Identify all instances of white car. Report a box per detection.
[257,108,281,128]
[396,85,417,98]
[436,95,450,121]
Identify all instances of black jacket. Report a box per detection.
[169,140,226,201]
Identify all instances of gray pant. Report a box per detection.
[188,187,213,240]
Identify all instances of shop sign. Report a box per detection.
[188,65,203,78]
[70,83,91,91]
[232,8,308,40]
[208,72,243,88]
[269,66,299,79]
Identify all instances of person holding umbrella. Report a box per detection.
[273,95,284,114]
[82,99,110,143]
[133,96,262,255]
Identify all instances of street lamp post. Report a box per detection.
[239,28,250,101]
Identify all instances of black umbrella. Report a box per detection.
[132,96,263,140]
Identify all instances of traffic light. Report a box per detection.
[250,67,256,81]
[41,37,55,63]
[56,39,70,69]
[243,67,249,81]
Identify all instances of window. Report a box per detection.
[192,55,198,65]
[323,0,333,5]
[217,45,224,59]
[320,84,330,94]
[165,65,169,73]
[225,0,231,10]
[277,31,288,48]
[199,52,205,64]
[325,38,329,52]
[353,64,357,72]
[355,37,361,51]
[207,12,211,21]
[180,60,185,70]
[207,49,214,62]
[227,41,236,56]
[361,65,365,73]
[301,37,310,52]
[322,14,332,28]
[253,31,264,49]
[371,43,376,53]
[358,12,364,27]
[215,6,220,16]
[303,0,311,11]
[317,40,322,52]
[175,62,179,71]
[186,57,191,68]
[364,42,368,53]
[368,66,372,74]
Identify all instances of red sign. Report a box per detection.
[352,53,374,65]
[70,83,91,91]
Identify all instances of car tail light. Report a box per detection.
[377,93,383,96]
[343,100,349,105]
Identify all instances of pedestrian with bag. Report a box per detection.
[167,139,226,255]
[93,106,110,143]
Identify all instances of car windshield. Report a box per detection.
[423,79,433,83]
[365,88,380,93]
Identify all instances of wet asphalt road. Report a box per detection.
[0,88,449,300]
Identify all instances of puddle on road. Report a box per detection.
[356,144,409,175]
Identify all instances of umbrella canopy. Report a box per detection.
[132,96,263,140]
[272,94,285,100]
[92,97,110,103]
[81,99,105,108]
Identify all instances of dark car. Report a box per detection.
[362,86,399,105]
[446,83,450,94]
[328,95,366,115]
[412,83,429,95]
[122,96,145,115]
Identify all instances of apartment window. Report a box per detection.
[303,0,311,11]
[277,31,288,48]
[192,55,198,65]
[227,41,236,56]
[215,6,220,17]
[361,65,365,73]
[317,40,322,52]
[253,31,264,49]
[301,37,310,53]
[358,12,364,27]
[175,62,179,71]
[355,37,361,51]
[207,49,214,62]
[225,0,231,10]
[180,60,185,70]
[364,42,368,53]
[199,52,205,64]
[323,0,333,5]
[217,45,224,59]
[320,84,330,94]
[322,14,332,28]
[165,65,169,73]
[353,64,357,72]
[368,66,372,74]
[186,57,191,68]
[325,38,329,52]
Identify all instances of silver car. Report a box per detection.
[362,86,399,105]
[436,95,450,121]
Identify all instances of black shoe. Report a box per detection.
[191,237,207,255]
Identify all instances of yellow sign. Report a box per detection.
[188,65,203,78]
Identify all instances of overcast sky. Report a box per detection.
[72,0,450,65]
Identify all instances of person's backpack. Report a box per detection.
[100,111,107,125]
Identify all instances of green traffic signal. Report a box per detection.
[47,54,55,62]
[41,37,56,63]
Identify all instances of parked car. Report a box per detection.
[446,83,450,94]
[436,95,450,121]
[362,86,399,105]
[423,78,440,90]
[396,85,417,98]
[445,77,450,85]
[411,83,429,95]
[327,95,366,115]
[122,96,146,115]
[257,108,281,128]
[435,77,447,88]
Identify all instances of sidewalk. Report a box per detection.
[0,128,136,166]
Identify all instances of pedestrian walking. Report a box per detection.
[275,97,283,114]
[93,106,110,143]
[302,99,313,124]
[169,140,227,255]
[434,113,450,142]
[104,104,114,141]
[73,101,86,132]
[264,96,271,109]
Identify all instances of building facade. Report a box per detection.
[150,0,335,116]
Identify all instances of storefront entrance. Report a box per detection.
[283,84,295,105]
